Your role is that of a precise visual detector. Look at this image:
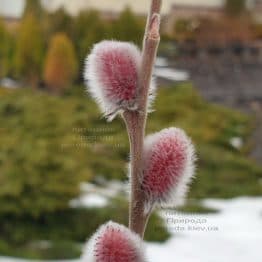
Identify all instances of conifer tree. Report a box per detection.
[23,0,43,17]
[74,10,107,65]
[0,19,10,78]
[112,7,144,45]
[44,33,78,92]
[15,14,44,87]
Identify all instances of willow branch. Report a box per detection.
[123,0,161,238]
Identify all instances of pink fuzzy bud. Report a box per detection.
[142,128,195,211]
[84,41,142,120]
[82,221,145,262]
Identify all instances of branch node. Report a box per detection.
[148,13,160,40]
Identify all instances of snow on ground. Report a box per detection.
[147,197,262,262]
[0,78,20,89]
[154,56,190,82]
[155,57,169,67]
[69,193,108,208]
[154,67,190,82]
[0,197,261,262]
[69,181,126,208]
[229,137,243,150]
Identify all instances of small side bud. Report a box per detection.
[148,13,160,40]
[82,221,145,262]
[84,41,141,120]
[141,127,196,212]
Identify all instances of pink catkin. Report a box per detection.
[84,41,142,119]
[82,221,145,262]
[99,47,138,102]
[142,128,195,210]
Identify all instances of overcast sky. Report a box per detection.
[3,0,256,18]
[0,0,25,18]
[42,0,225,15]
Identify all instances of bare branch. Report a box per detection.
[123,0,162,238]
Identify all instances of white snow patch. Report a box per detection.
[229,137,243,149]
[69,193,108,208]
[154,68,190,82]
[80,181,126,197]
[0,78,20,89]
[147,197,262,262]
[155,57,169,67]
[70,181,127,208]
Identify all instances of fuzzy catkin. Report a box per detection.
[84,41,141,120]
[141,127,196,212]
[82,221,145,262]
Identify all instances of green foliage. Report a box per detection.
[0,239,81,260]
[46,8,74,39]
[0,196,168,245]
[0,19,13,77]
[72,8,144,76]
[225,0,246,16]
[14,14,44,87]
[73,10,108,65]
[44,33,78,92]
[111,7,144,45]
[0,197,169,259]
[23,0,43,17]
[0,88,92,216]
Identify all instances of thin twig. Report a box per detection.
[123,0,161,238]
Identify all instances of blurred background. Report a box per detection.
[0,0,262,261]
